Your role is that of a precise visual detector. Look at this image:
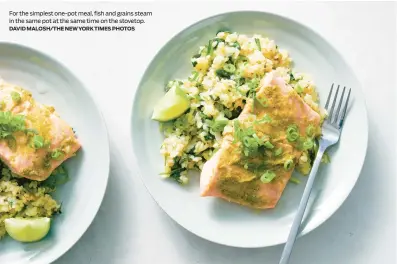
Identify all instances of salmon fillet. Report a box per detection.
[0,79,80,181]
[200,72,320,209]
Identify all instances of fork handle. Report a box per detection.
[279,146,326,264]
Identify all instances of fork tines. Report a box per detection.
[324,83,351,128]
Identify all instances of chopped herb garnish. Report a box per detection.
[289,177,300,184]
[223,63,236,73]
[247,78,260,93]
[32,135,44,149]
[11,92,21,103]
[191,54,201,67]
[260,170,276,183]
[235,77,246,87]
[207,40,214,56]
[213,38,225,49]
[236,55,249,64]
[254,114,272,124]
[44,165,69,187]
[274,147,283,157]
[209,116,229,133]
[230,107,242,119]
[215,69,231,79]
[284,159,294,170]
[43,152,52,168]
[0,111,27,147]
[264,141,274,149]
[255,38,261,51]
[286,124,299,142]
[204,134,215,141]
[188,71,199,82]
[295,84,303,93]
[232,42,241,50]
[306,124,314,137]
[169,167,185,184]
[51,149,64,160]
[8,198,14,208]
[233,120,273,157]
[216,29,231,35]
[289,72,295,82]
[303,138,314,150]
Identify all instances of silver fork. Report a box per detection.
[279,84,351,264]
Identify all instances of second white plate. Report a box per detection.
[0,43,110,263]
[131,11,368,248]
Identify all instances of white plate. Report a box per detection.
[0,43,110,263]
[130,11,368,248]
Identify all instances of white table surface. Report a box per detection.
[0,1,396,264]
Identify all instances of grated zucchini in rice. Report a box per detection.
[159,31,326,184]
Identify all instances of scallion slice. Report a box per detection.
[274,147,283,157]
[260,170,276,183]
[264,141,274,149]
[223,63,236,73]
[284,159,294,170]
[255,38,261,51]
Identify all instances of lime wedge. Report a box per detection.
[152,85,190,122]
[5,217,51,242]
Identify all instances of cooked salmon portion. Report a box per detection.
[200,72,321,209]
[0,79,80,181]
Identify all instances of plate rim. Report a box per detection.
[0,41,111,263]
[130,10,369,248]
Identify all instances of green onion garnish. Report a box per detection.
[213,38,225,49]
[210,117,229,133]
[306,125,314,137]
[232,42,241,50]
[284,159,294,170]
[191,54,201,67]
[32,135,44,149]
[188,71,199,82]
[250,94,255,112]
[207,40,214,56]
[216,29,231,35]
[255,114,272,124]
[289,177,301,184]
[51,149,64,160]
[0,112,27,148]
[289,72,296,82]
[236,55,249,64]
[215,69,231,79]
[223,63,236,73]
[255,38,261,51]
[233,120,242,143]
[286,125,299,142]
[264,141,274,149]
[260,170,276,183]
[274,147,283,157]
[11,92,21,103]
[287,131,299,142]
[295,84,303,94]
[303,138,314,150]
